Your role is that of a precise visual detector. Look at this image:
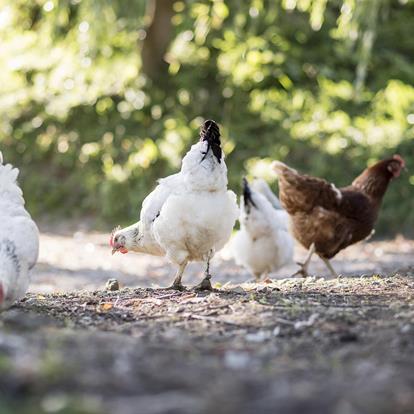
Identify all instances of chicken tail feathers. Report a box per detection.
[251,178,282,210]
[200,120,222,163]
[272,160,343,214]
[271,161,297,176]
[0,162,20,194]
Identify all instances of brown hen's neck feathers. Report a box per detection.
[352,161,393,202]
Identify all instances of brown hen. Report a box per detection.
[272,155,405,277]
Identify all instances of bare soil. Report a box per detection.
[1,229,414,414]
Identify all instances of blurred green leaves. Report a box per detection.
[0,0,413,234]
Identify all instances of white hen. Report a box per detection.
[111,120,239,290]
[232,178,294,280]
[0,152,39,309]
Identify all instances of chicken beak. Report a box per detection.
[111,248,118,255]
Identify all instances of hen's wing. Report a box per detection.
[140,173,182,232]
[0,216,39,270]
[272,161,343,214]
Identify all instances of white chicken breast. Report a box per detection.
[232,178,294,280]
[111,120,239,290]
[0,152,39,309]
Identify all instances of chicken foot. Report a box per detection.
[292,243,315,278]
[321,257,340,278]
[194,251,214,291]
[167,261,188,291]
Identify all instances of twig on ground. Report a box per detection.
[182,313,252,328]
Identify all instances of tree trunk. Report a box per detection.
[141,0,175,81]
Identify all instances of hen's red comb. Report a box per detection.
[393,154,405,168]
[110,226,121,247]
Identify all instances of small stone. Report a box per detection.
[245,330,271,343]
[232,286,245,294]
[272,326,281,337]
[339,331,358,343]
[224,351,250,369]
[106,278,120,291]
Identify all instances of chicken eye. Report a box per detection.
[114,236,119,243]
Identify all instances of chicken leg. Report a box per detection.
[292,243,315,278]
[194,251,214,291]
[321,257,340,278]
[168,261,188,291]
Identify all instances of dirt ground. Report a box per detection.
[1,227,414,414]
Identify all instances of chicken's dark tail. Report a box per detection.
[199,120,222,163]
[242,177,257,211]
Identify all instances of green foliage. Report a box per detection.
[1,0,413,234]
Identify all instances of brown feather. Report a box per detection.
[274,156,404,259]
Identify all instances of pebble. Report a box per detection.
[224,351,251,369]
[272,326,281,337]
[106,278,120,291]
[245,330,271,343]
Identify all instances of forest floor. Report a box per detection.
[1,226,414,414]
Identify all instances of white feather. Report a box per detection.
[251,178,282,210]
[232,184,294,279]
[0,158,39,309]
[330,183,342,201]
[114,138,238,285]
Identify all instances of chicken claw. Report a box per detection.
[164,262,188,291]
[291,262,310,278]
[194,252,215,291]
[291,243,315,278]
[193,274,213,291]
[167,281,187,292]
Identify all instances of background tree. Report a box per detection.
[141,0,176,80]
[0,0,413,235]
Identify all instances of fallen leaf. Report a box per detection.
[98,302,113,312]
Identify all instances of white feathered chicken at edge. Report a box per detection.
[232,178,294,280]
[110,120,239,290]
[0,152,39,309]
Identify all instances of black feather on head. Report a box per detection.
[242,177,257,211]
[199,120,222,163]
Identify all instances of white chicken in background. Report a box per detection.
[0,152,39,309]
[232,178,294,280]
[111,120,239,290]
